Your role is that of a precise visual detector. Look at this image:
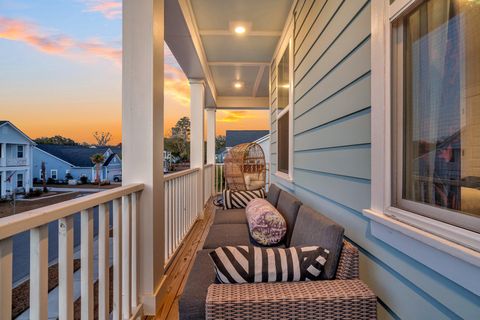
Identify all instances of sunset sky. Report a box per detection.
[0,0,268,145]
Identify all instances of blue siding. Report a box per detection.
[33,148,74,180]
[270,1,480,319]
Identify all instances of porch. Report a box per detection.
[1,0,480,319]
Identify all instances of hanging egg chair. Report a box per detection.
[223,142,266,191]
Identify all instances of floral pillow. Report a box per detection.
[246,198,286,246]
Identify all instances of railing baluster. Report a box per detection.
[81,208,94,320]
[98,203,110,320]
[0,238,13,320]
[30,225,49,320]
[112,198,122,320]
[122,195,132,318]
[131,192,138,310]
[59,217,74,320]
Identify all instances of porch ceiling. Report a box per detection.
[165,0,293,109]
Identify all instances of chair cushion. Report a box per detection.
[276,190,302,246]
[179,250,217,320]
[290,205,345,280]
[246,198,286,246]
[213,208,247,225]
[266,184,281,206]
[223,189,265,209]
[203,224,251,249]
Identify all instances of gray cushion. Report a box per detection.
[266,184,281,206]
[290,205,345,280]
[213,208,247,225]
[203,224,251,249]
[276,190,302,246]
[179,250,216,320]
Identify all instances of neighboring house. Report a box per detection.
[217,130,270,162]
[33,144,122,182]
[0,121,35,198]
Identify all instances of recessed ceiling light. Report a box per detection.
[234,81,244,89]
[234,26,246,34]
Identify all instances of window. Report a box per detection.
[275,37,293,178]
[17,173,23,188]
[51,169,58,180]
[391,0,480,232]
[17,145,24,158]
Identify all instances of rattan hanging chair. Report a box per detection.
[224,142,266,191]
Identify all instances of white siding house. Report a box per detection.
[0,121,35,198]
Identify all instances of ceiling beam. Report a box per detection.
[199,30,282,37]
[252,65,266,97]
[208,61,270,67]
[215,96,269,110]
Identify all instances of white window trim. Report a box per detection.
[51,169,58,180]
[17,173,23,188]
[17,145,24,158]
[367,0,480,259]
[274,23,294,182]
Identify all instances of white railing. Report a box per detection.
[6,158,28,166]
[0,183,144,320]
[203,164,214,204]
[214,163,225,195]
[164,168,201,264]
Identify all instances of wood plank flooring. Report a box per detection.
[148,199,215,319]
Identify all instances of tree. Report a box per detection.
[93,131,112,146]
[164,117,191,161]
[35,135,78,145]
[41,161,47,192]
[215,135,226,153]
[90,153,105,185]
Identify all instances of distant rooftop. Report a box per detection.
[36,144,121,167]
[225,130,269,148]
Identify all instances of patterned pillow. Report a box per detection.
[246,198,286,245]
[209,246,329,284]
[223,188,265,209]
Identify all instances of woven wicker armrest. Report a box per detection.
[206,280,377,320]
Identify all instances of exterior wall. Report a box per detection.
[32,148,74,181]
[270,1,480,319]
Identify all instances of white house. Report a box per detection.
[0,121,35,198]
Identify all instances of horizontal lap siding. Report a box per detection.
[270,1,480,319]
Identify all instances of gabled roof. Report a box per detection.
[0,120,36,144]
[36,144,121,167]
[225,130,270,148]
[103,153,121,166]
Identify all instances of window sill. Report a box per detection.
[273,171,293,183]
[363,208,480,295]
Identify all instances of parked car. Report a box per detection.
[113,174,122,182]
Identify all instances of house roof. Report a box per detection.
[103,153,121,166]
[0,120,36,144]
[225,130,270,148]
[36,144,121,167]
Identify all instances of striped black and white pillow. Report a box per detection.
[223,189,265,209]
[209,246,329,283]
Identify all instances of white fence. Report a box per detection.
[203,164,214,204]
[0,183,144,320]
[164,168,201,264]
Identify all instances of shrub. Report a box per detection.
[25,189,43,199]
[65,172,74,180]
[99,180,111,186]
[47,178,55,184]
[80,176,88,184]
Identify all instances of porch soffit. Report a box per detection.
[165,0,293,110]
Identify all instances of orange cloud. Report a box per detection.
[217,111,256,123]
[82,0,122,20]
[0,16,121,64]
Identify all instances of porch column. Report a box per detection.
[0,144,6,167]
[0,171,5,198]
[189,80,205,218]
[206,108,216,165]
[123,0,164,315]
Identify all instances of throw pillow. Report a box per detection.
[209,246,329,284]
[246,198,286,245]
[223,188,265,209]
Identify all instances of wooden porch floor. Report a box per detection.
[149,199,216,319]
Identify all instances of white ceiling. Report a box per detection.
[189,0,293,99]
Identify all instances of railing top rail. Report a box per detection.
[0,183,144,240]
[204,164,214,169]
[164,167,200,182]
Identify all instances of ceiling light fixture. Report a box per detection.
[234,26,246,34]
[234,81,244,89]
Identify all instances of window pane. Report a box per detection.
[402,0,480,219]
[278,44,289,110]
[278,112,289,174]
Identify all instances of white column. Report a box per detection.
[206,108,216,165]
[189,80,205,218]
[0,171,5,198]
[0,144,6,167]
[123,0,164,315]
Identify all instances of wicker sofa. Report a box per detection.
[179,184,377,319]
